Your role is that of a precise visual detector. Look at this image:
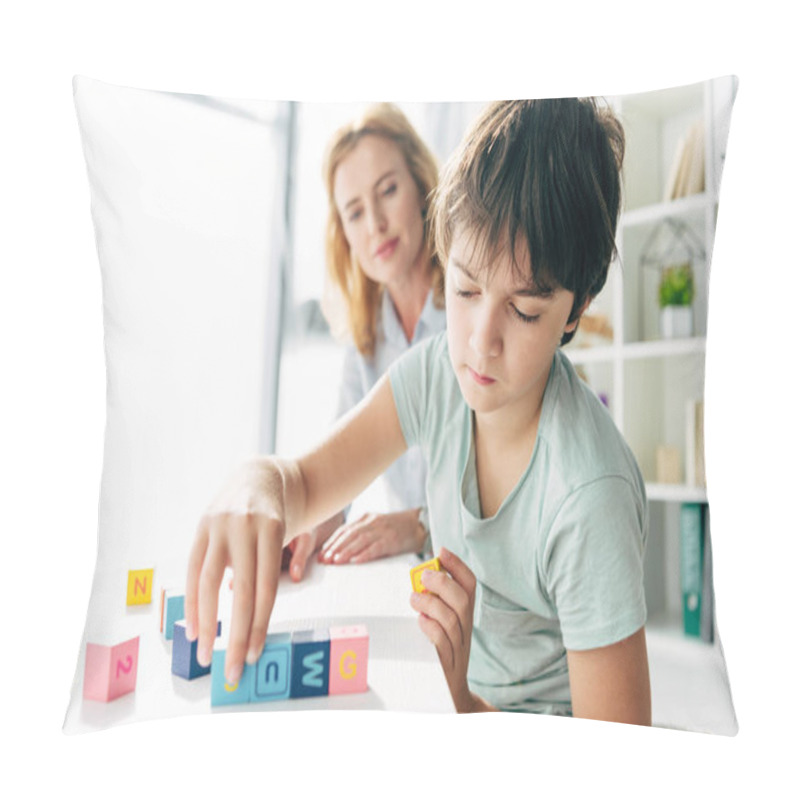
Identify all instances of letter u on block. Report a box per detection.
[253,633,292,702]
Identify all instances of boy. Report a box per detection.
[185,99,651,723]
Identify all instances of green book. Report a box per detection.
[700,504,715,644]
[680,503,705,637]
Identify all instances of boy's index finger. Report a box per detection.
[196,531,228,667]
[184,518,211,641]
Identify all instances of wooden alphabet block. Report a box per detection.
[328,625,369,695]
[210,640,254,706]
[126,568,154,605]
[172,619,220,680]
[252,633,293,702]
[410,556,441,594]
[160,589,185,640]
[290,628,330,699]
[83,636,139,702]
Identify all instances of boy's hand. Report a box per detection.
[185,512,284,686]
[184,459,289,687]
[319,508,426,565]
[410,547,477,713]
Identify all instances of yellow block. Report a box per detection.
[410,556,441,593]
[127,568,154,606]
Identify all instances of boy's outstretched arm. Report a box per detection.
[184,375,408,687]
[566,627,652,725]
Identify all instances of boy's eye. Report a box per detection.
[512,305,540,324]
[455,287,476,298]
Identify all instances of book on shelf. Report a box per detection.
[664,119,705,202]
[656,444,682,484]
[701,504,715,644]
[685,398,706,487]
[679,502,714,643]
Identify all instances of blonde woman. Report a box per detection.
[285,103,446,581]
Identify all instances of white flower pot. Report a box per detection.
[659,305,693,339]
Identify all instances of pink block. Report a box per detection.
[83,636,139,702]
[328,625,368,695]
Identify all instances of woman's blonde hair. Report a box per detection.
[322,103,443,357]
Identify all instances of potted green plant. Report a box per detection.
[658,262,695,339]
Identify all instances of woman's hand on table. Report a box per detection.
[318,508,427,566]
[282,511,346,582]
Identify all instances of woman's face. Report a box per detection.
[333,135,426,290]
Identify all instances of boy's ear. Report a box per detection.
[564,296,593,334]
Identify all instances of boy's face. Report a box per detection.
[445,228,581,428]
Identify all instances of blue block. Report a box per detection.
[171,620,220,680]
[290,628,330,699]
[162,592,185,641]
[253,633,293,702]
[210,642,254,706]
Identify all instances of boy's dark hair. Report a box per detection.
[431,98,625,345]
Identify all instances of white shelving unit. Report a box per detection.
[563,77,739,732]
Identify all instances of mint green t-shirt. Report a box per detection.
[389,331,647,714]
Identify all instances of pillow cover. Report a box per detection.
[64,76,738,735]
[64,77,290,732]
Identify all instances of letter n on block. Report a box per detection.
[127,568,154,606]
[329,625,369,695]
[252,633,292,703]
[83,636,139,702]
[290,629,330,699]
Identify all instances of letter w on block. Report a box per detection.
[302,651,325,687]
[290,629,330,698]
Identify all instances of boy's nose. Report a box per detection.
[469,306,502,359]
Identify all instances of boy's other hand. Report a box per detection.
[319,508,426,565]
[410,547,478,713]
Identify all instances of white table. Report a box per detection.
[66,553,455,734]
